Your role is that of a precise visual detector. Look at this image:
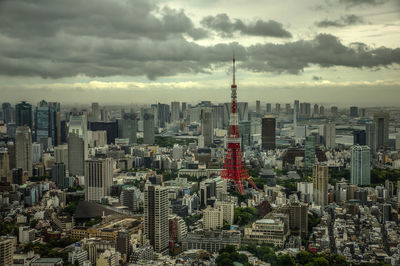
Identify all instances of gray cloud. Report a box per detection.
[0,1,399,79]
[316,14,364,27]
[339,0,388,7]
[201,13,292,38]
[244,34,400,74]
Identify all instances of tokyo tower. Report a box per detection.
[221,56,258,194]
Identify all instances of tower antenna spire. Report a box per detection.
[232,51,236,86]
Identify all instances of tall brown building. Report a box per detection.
[16,126,32,177]
[313,163,328,207]
[288,202,309,238]
[262,116,276,151]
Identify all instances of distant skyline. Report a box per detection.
[0,0,399,105]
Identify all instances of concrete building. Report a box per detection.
[0,236,14,266]
[373,112,389,151]
[171,101,180,124]
[288,202,308,238]
[16,101,32,128]
[118,113,138,144]
[201,109,213,147]
[68,115,88,176]
[52,162,67,189]
[19,226,35,244]
[54,145,68,170]
[182,230,241,253]
[261,116,276,151]
[214,201,234,225]
[304,136,316,170]
[312,163,328,207]
[16,126,32,177]
[324,122,336,149]
[84,158,113,201]
[144,184,168,254]
[143,109,155,145]
[203,206,223,230]
[350,145,371,186]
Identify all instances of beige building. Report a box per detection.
[16,126,32,177]
[313,163,328,207]
[0,236,14,266]
[244,213,289,246]
[203,206,223,230]
[84,158,113,202]
[214,201,234,225]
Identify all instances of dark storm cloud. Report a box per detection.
[200,13,292,38]
[339,0,388,7]
[0,0,399,79]
[316,14,364,27]
[244,34,400,74]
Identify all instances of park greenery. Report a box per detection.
[184,213,202,227]
[0,220,18,236]
[234,207,259,226]
[216,245,251,266]
[24,237,76,263]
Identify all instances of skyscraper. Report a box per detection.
[261,116,276,151]
[256,100,261,114]
[353,130,366,145]
[0,236,14,266]
[313,163,328,207]
[16,101,32,128]
[239,121,251,150]
[84,158,113,201]
[16,126,32,177]
[201,109,213,147]
[266,103,272,113]
[305,136,316,170]
[349,106,358,118]
[313,104,319,117]
[2,102,13,124]
[237,102,249,122]
[52,162,67,189]
[157,103,170,128]
[294,100,299,115]
[373,111,389,151]
[350,145,371,185]
[68,115,87,176]
[118,113,138,144]
[366,122,376,151]
[91,102,100,121]
[143,108,155,145]
[144,184,168,254]
[324,122,336,149]
[170,101,180,123]
[275,103,281,114]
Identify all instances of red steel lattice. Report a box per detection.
[221,56,258,194]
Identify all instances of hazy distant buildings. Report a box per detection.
[350,145,371,185]
[261,116,276,151]
[171,101,180,124]
[201,109,213,147]
[350,106,358,118]
[239,121,251,149]
[353,130,366,146]
[256,100,261,114]
[2,102,13,124]
[16,126,32,177]
[91,102,100,121]
[84,158,113,201]
[373,111,389,151]
[143,109,155,145]
[157,103,170,128]
[144,184,168,254]
[118,113,138,144]
[366,122,376,151]
[313,163,328,207]
[266,103,272,113]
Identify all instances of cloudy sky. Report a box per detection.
[0,0,399,106]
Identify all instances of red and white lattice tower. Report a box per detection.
[221,56,258,194]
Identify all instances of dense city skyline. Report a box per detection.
[0,0,399,104]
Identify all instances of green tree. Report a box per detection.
[277,254,295,266]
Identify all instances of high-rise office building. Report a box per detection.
[181,102,187,119]
[0,236,14,266]
[116,230,131,261]
[294,100,299,116]
[35,100,60,147]
[266,103,272,113]
[313,104,319,116]
[201,109,213,147]
[349,106,358,118]
[144,184,168,254]
[256,100,261,114]
[366,122,376,151]
[52,162,67,189]
[275,103,281,114]
[353,130,366,146]
[324,122,336,149]
[118,113,138,144]
[68,115,87,176]
[373,111,389,151]
[239,121,251,150]
[84,158,113,201]
[319,106,325,117]
[2,102,13,124]
[285,103,291,115]
[305,136,316,170]
[237,102,249,122]
[16,126,32,177]
[312,163,328,207]
[261,116,276,151]
[157,103,170,128]
[143,108,155,145]
[91,102,100,121]
[350,145,371,185]
[330,106,338,116]
[288,202,308,238]
[170,102,180,123]
[54,145,68,170]
[212,104,224,129]
[16,101,32,128]
[0,150,10,182]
